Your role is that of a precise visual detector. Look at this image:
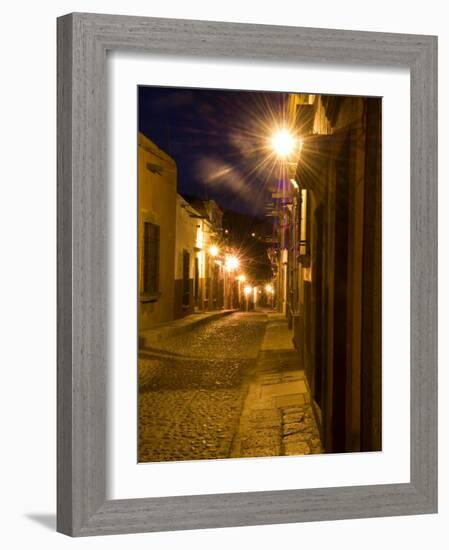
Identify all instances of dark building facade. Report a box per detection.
[285,94,382,453]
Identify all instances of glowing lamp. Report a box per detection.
[225,255,239,272]
[271,129,296,158]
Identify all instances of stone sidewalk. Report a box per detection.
[231,313,323,458]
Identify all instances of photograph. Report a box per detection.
[137,87,382,463]
[0,0,440,543]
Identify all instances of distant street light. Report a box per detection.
[225,255,239,272]
[209,245,219,257]
[224,254,239,309]
[237,274,246,282]
[243,285,252,312]
[265,284,274,294]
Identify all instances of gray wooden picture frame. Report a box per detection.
[57,12,438,537]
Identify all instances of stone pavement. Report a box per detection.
[139,309,237,348]
[231,313,323,458]
[138,312,267,462]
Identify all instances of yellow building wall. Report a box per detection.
[138,133,177,330]
[174,196,219,316]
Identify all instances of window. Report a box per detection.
[142,221,160,299]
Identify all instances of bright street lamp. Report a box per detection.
[271,129,296,158]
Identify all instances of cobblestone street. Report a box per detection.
[138,312,266,462]
[134,87,383,466]
[138,311,322,462]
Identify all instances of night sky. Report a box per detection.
[138,86,289,218]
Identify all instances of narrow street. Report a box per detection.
[137,89,382,460]
[138,311,322,462]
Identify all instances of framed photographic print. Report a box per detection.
[57,12,438,536]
